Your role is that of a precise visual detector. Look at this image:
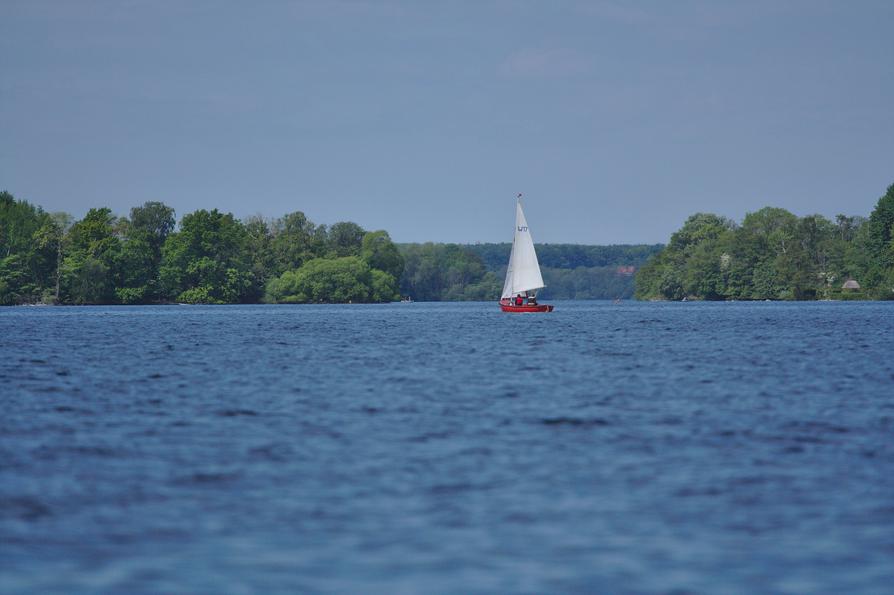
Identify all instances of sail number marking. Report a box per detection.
[517,226,528,232]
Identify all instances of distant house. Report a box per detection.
[842,279,861,290]
[616,265,636,277]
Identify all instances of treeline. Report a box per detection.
[468,243,663,300]
[21,182,886,305]
[398,243,502,301]
[467,243,663,270]
[540,266,641,300]
[635,183,894,301]
[0,191,403,305]
[397,242,663,300]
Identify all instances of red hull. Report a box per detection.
[499,299,554,313]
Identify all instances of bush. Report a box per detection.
[266,256,397,303]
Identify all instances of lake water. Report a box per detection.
[1,301,893,594]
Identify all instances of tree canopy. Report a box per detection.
[0,193,404,305]
[457,242,662,300]
[265,256,399,304]
[3,183,891,305]
[398,243,501,301]
[0,192,57,304]
[635,183,894,301]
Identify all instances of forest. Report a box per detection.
[0,192,403,305]
[635,183,894,301]
[463,243,662,300]
[0,190,661,305]
[395,242,659,301]
[6,184,890,304]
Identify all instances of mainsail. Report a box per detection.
[501,198,546,299]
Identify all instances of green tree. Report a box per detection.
[265,256,396,303]
[729,207,799,299]
[63,255,112,304]
[861,184,894,297]
[668,213,736,253]
[635,213,734,300]
[160,209,252,303]
[683,242,727,300]
[243,215,275,301]
[633,185,894,301]
[47,213,73,303]
[793,214,836,299]
[328,221,365,257]
[0,255,29,305]
[633,252,667,300]
[361,230,404,280]
[369,268,400,302]
[271,211,319,274]
[441,245,489,300]
[0,191,59,303]
[61,208,121,304]
[399,243,495,301]
[1,191,48,258]
[129,201,175,257]
[112,201,176,303]
[867,184,894,262]
[114,235,155,304]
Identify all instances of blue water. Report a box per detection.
[1,301,893,594]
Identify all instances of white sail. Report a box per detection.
[501,198,546,299]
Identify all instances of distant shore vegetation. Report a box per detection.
[464,243,662,300]
[17,183,892,305]
[0,194,402,305]
[635,183,894,301]
[396,242,660,301]
[0,190,660,305]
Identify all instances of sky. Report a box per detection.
[1,0,892,244]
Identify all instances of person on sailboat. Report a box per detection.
[515,294,524,306]
[528,294,537,306]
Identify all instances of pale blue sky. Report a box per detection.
[2,0,892,243]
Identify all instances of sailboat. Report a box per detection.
[499,194,554,313]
